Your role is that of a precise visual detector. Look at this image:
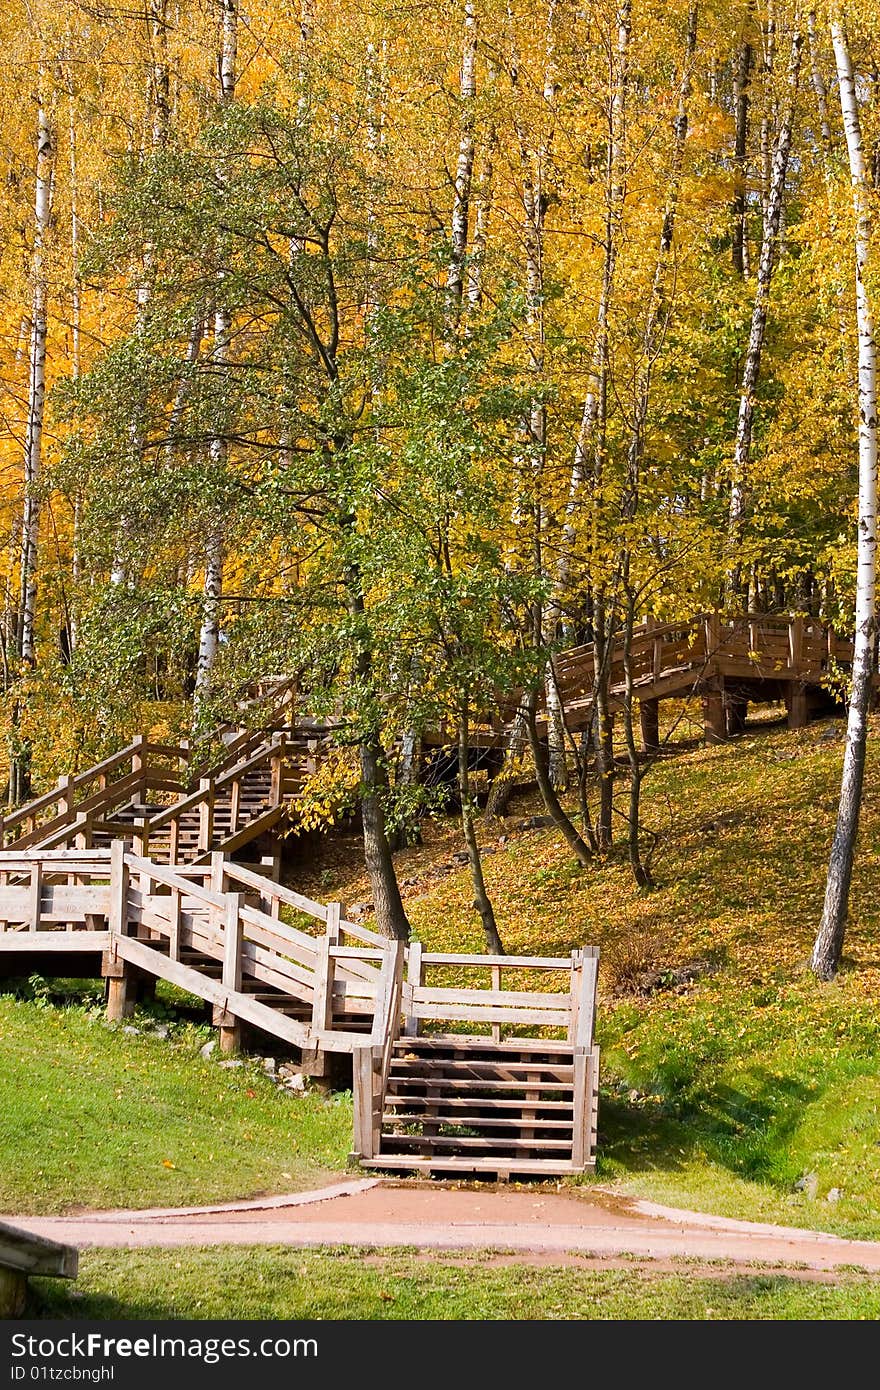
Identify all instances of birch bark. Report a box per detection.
[727,26,802,597]
[19,84,54,669]
[812,16,878,980]
[194,0,238,717]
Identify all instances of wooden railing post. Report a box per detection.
[269,734,285,805]
[209,849,227,899]
[131,734,146,780]
[29,860,43,932]
[352,1045,376,1160]
[56,775,73,819]
[491,961,502,1044]
[403,939,423,1037]
[789,614,804,671]
[217,891,244,1054]
[704,611,721,668]
[198,778,215,853]
[311,902,341,1036]
[133,815,149,861]
[229,777,241,836]
[104,841,133,1022]
[168,815,180,866]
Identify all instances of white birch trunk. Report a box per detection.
[812,16,878,980]
[194,0,238,716]
[446,0,477,306]
[466,126,495,313]
[19,87,54,666]
[727,26,802,591]
[67,65,82,652]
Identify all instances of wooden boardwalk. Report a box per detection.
[0,844,598,1178]
[0,611,855,1178]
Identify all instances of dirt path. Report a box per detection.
[8,1180,880,1276]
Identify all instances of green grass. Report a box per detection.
[0,991,352,1214]
[28,1247,880,1320]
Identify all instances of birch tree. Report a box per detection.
[19,79,54,672]
[812,12,877,981]
[727,23,802,598]
[194,0,238,719]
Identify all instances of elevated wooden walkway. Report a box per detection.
[547,612,855,746]
[0,844,598,1178]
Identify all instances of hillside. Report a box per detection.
[287,708,880,1237]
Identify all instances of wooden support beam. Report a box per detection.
[639,697,660,754]
[198,779,215,853]
[725,691,748,737]
[311,902,340,1035]
[786,684,809,730]
[702,681,726,743]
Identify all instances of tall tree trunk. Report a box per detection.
[524,690,593,866]
[359,733,411,942]
[808,7,855,387]
[194,0,238,717]
[446,0,477,307]
[19,84,54,670]
[727,25,802,598]
[348,584,411,942]
[459,706,505,954]
[812,17,878,981]
[732,37,753,276]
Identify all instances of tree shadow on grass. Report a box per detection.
[597,1067,815,1190]
[28,1282,175,1320]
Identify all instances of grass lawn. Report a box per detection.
[28,1247,880,1320]
[0,991,352,1214]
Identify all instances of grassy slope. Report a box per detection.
[293,711,880,1239]
[0,998,352,1213]
[30,1248,880,1320]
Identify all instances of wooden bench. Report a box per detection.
[0,1221,77,1317]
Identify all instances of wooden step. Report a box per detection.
[379,1133,575,1151]
[383,1094,574,1112]
[385,1077,574,1093]
[360,1156,579,1175]
[383,1114,574,1130]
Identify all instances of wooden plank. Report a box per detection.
[0,1221,77,1278]
[113,934,311,1047]
[311,902,340,1033]
[352,1045,376,1158]
[413,987,571,1010]
[419,953,571,969]
[28,861,43,930]
[404,939,422,1038]
[222,893,244,993]
[0,931,110,952]
[411,1002,569,1026]
[360,1156,578,1175]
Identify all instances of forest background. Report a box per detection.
[1,0,877,960]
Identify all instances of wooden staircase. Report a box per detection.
[353,947,600,1177]
[371,1036,595,1176]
